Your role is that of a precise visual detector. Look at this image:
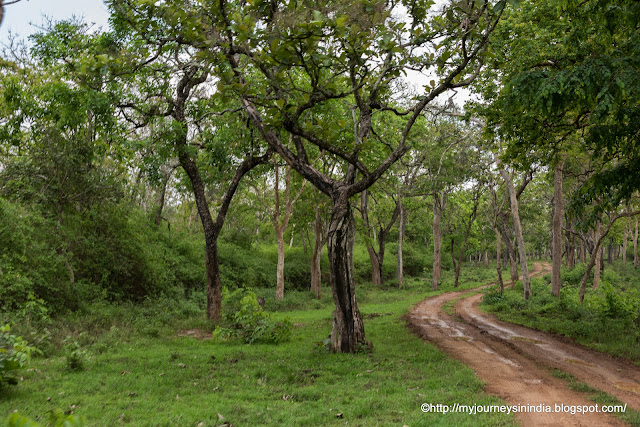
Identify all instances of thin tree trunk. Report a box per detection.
[276,226,285,301]
[495,228,504,293]
[328,193,366,353]
[565,216,575,268]
[593,225,602,289]
[579,210,640,301]
[301,229,307,255]
[361,190,382,285]
[454,194,480,287]
[634,216,638,268]
[310,209,324,299]
[396,202,405,288]
[622,219,629,264]
[498,166,531,299]
[551,159,563,297]
[432,193,443,290]
[500,221,518,283]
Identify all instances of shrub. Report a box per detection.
[62,337,89,372]
[6,410,84,426]
[0,324,36,387]
[213,289,292,344]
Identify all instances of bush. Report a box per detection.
[213,289,292,344]
[63,337,89,372]
[0,324,36,387]
[6,410,84,426]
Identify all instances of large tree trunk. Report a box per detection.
[396,202,405,288]
[275,226,285,301]
[178,149,223,321]
[551,159,563,297]
[328,193,366,353]
[432,193,444,290]
[310,209,324,299]
[499,167,531,299]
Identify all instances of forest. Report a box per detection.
[1,0,639,425]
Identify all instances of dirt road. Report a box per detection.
[408,263,640,426]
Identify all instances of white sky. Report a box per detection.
[0,0,110,46]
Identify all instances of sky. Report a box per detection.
[0,0,110,46]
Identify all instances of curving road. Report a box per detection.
[408,262,640,426]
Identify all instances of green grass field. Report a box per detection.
[1,266,520,426]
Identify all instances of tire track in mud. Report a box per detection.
[408,263,638,426]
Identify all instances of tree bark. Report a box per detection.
[499,219,519,283]
[551,159,563,297]
[498,166,531,299]
[593,224,602,289]
[275,226,286,300]
[495,228,504,293]
[360,189,399,286]
[634,216,639,268]
[310,209,325,299]
[328,193,366,353]
[622,218,629,264]
[396,201,405,288]
[453,189,480,287]
[432,192,444,290]
[579,210,640,302]
[272,164,305,301]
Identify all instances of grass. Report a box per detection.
[1,265,519,426]
[480,261,640,362]
[550,369,640,426]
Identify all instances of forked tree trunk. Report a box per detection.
[360,190,398,286]
[453,193,480,287]
[432,193,444,290]
[551,159,563,297]
[327,194,366,353]
[499,167,531,299]
[396,202,405,288]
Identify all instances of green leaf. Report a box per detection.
[493,0,506,13]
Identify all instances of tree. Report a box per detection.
[359,186,400,286]
[206,0,504,352]
[496,153,532,299]
[551,157,563,296]
[475,0,640,258]
[249,161,306,300]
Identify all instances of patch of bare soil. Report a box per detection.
[176,329,212,340]
[408,263,632,426]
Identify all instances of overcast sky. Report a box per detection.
[0,0,110,46]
